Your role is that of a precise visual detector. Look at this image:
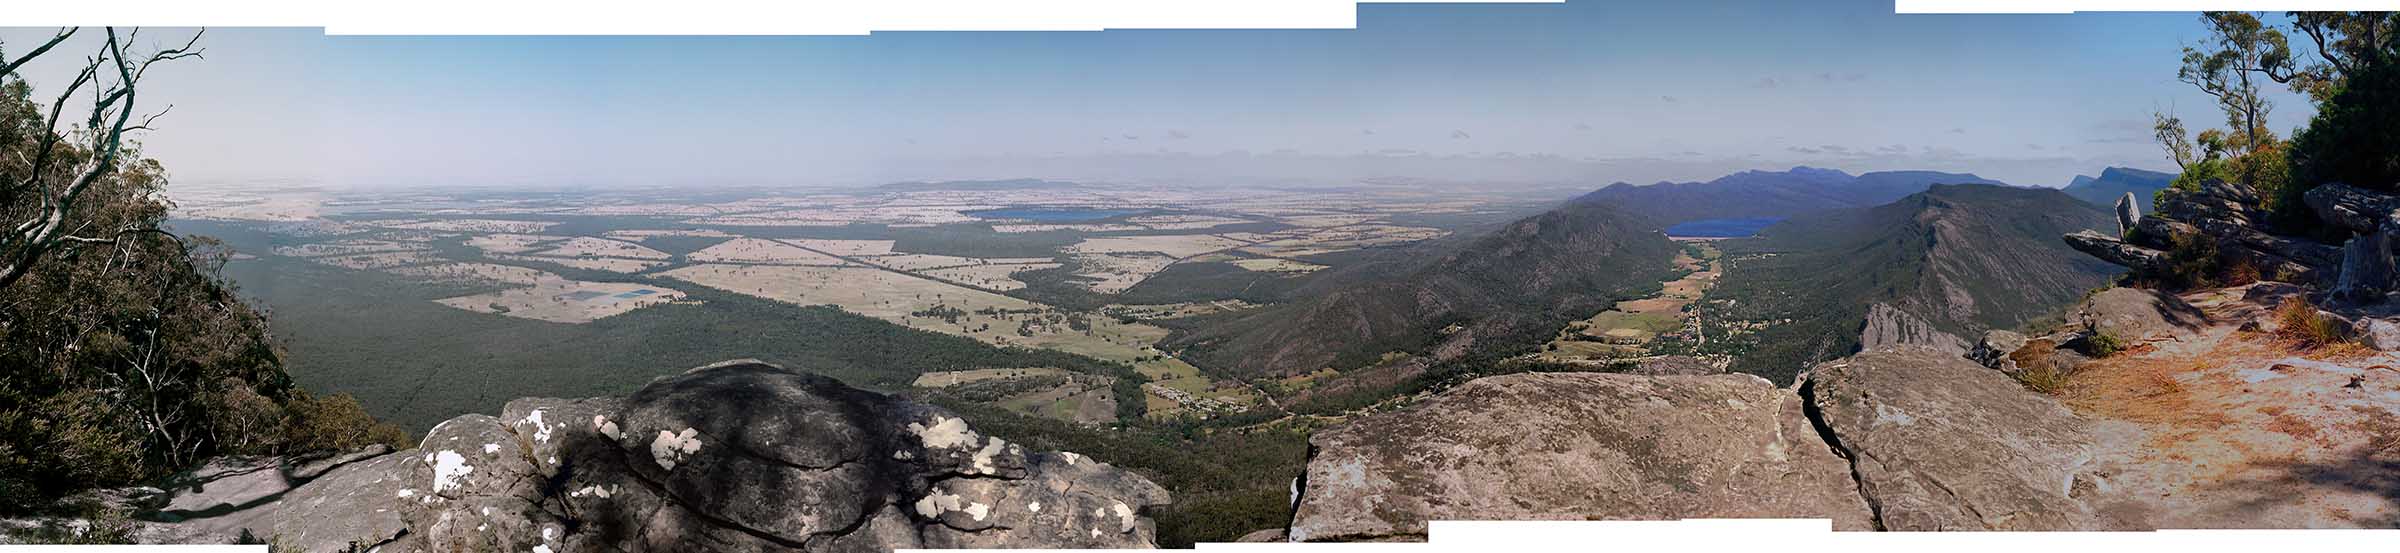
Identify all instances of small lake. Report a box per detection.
[965,207,1150,222]
[1665,217,1783,238]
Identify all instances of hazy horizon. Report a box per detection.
[1,0,2321,190]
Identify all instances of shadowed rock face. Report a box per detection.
[1801,347,2139,531]
[1288,372,1874,541]
[176,360,1169,552]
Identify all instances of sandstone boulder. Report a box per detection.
[1801,347,2138,531]
[2076,287,2207,343]
[1288,372,1874,542]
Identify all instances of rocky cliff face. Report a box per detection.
[46,360,1169,551]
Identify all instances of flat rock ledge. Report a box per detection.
[1801,347,2145,531]
[145,359,1171,552]
[1292,346,2162,540]
[1289,372,1875,542]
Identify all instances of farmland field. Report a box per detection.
[170,180,1552,449]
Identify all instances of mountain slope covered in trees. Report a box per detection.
[1168,198,1682,380]
[1704,184,2121,382]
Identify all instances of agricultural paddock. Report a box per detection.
[493,254,669,274]
[530,236,671,259]
[916,262,1061,291]
[781,238,897,256]
[1229,258,1326,273]
[434,279,685,323]
[686,238,850,265]
[911,367,1069,387]
[463,234,565,254]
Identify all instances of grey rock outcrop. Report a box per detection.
[1288,372,1875,542]
[2354,317,2400,351]
[153,360,1170,552]
[2114,192,2140,236]
[2333,227,2395,303]
[1965,330,2027,373]
[2075,287,2208,343]
[2301,182,2400,233]
[2069,178,2340,285]
[1860,302,1969,354]
[1801,347,2139,531]
[2063,230,2167,273]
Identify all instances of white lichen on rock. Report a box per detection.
[971,437,1008,474]
[913,490,964,518]
[524,409,551,443]
[593,414,621,440]
[649,428,704,471]
[908,416,978,450]
[430,450,474,493]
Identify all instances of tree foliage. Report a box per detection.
[2154,12,2396,231]
[2288,13,2400,192]
[1,28,405,514]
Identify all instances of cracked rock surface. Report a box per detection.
[1801,347,2145,531]
[1288,372,1875,542]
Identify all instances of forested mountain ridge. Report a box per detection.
[1168,197,1682,380]
[1705,184,2121,382]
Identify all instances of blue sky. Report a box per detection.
[0,0,2323,189]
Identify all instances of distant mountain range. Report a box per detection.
[1575,166,2007,227]
[2059,167,2177,207]
[1706,183,2121,382]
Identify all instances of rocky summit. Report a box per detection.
[50,360,1169,552]
[1289,371,1874,541]
[1290,292,2400,538]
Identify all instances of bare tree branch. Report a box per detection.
[0,27,207,291]
[0,27,77,78]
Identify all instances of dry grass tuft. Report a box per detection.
[2223,260,2263,287]
[2008,339,2071,394]
[2273,296,2352,349]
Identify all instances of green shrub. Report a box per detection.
[279,391,413,455]
[2083,332,2125,358]
[2292,60,2400,194]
